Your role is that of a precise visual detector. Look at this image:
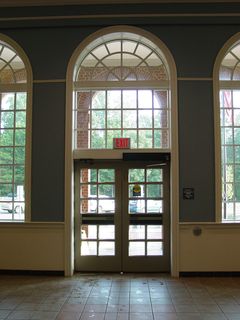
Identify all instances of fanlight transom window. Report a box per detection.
[219,41,240,221]
[73,32,170,150]
[0,43,26,84]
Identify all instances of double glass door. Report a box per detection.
[74,159,170,272]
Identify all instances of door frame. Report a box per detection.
[74,157,170,272]
[66,149,179,276]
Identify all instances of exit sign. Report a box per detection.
[113,138,130,149]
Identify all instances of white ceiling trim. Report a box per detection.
[0,0,240,6]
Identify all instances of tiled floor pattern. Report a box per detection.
[1,274,240,319]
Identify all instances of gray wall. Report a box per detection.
[1,3,239,222]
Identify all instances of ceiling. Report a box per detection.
[0,0,240,6]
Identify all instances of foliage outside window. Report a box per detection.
[0,42,27,221]
[219,42,240,221]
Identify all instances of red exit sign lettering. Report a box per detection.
[113,138,130,149]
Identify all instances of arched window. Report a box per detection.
[73,32,171,150]
[0,37,32,221]
[215,36,240,221]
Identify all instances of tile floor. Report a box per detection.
[1,273,240,319]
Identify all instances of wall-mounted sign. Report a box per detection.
[183,187,194,200]
[133,184,141,196]
[113,138,130,149]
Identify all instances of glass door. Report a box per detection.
[74,161,121,272]
[74,159,170,272]
[122,164,170,272]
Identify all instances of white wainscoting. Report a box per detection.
[0,222,64,271]
[180,223,240,272]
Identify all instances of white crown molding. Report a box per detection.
[1,0,240,7]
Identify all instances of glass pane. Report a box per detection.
[235,165,240,182]
[91,110,105,129]
[1,93,14,110]
[99,225,115,239]
[154,90,168,109]
[15,112,26,128]
[123,130,137,148]
[154,130,169,148]
[123,90,137,109]
[92,45,108,60]
[221,109,233,126]
[129,242,145,256]
[107,110,121,128]
[129,199,145,213]
[147,184,162,198]
[99,184,115,197]
[135,44,152,59]
[107,41,121,54]
[129,184,144,197]
[1,112,14,128]
[81,241,97,256]
[99,198,115,213]
[14,147,25,164]
[147,242,163,256]
[81,54,98,68]
[222,146,233,163]
[154,110,168,128]
[234,109,240,126]
[81,199,96,213]
[0,184,13,197]
[13,202,24,214]
[0,201,13,215]
[0,147,13,164]
[14,166,24,184]
[16,93,27,110]
[234,128,240,144]
[138,90,152,108]
[147,200,162,213]
[147,225,162,240]
[138,110,152,128]
[91,130,105,148]
[99,241,115,256]
[123,110,137,128]
[123,40,137,53]
[129,225,145,240]
[107,130,121,148]
[139,130,152,148]
[147,168,162,182]
[0,166,13,183]
[235,147,240,163]
[233,63,240,80]
[129,169,145,182]
[87,169,97,182]
[92,91,106,109]
[103,54,121,67]
[122,53,141,67]
[233,90,240,108]
[98,169,115,182]
[81,225,97,239]
[107,91,121,109]
[15,129,25,146]
[0,129,13,146]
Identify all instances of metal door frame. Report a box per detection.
[74,154,170,272]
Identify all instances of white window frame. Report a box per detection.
[0,34,32,222]
[214,32,240,222]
